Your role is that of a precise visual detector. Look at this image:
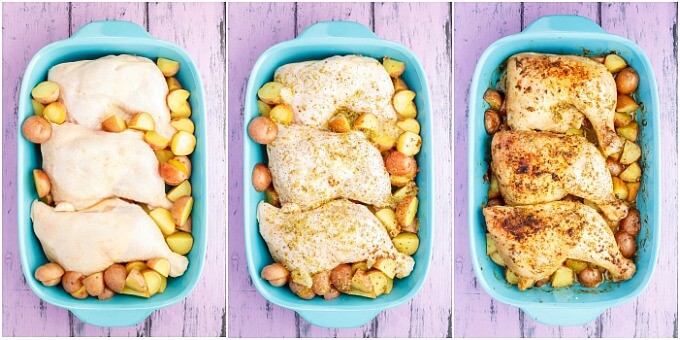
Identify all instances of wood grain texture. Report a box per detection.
[453,2,678,337]
[227,2,452,337]
[1,2,226,336]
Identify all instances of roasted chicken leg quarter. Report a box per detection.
[491,130,628,222]
[31,199,188,277]
[41,122,172,210]
[484,202,636,290]
[505,53,623,156]
[267,124,393,211]
[257,199,415,288]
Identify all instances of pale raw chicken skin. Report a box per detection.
[48,54,176,139]
[31,199,188,277]
[505,53,622,156]
[274,55,398,136]
[267,124,393,211]
[41,122,172,210]
[491,130,628,221]
[484,202,636,290]
[257,199,415,287]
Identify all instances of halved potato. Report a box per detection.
[396,131,422,156]
[372,258,397,279]
[142,269,163,296]
[550,266,575,288]
[392,232,419,256]
[390,174,413,187]
[396,118,420,134]
[604,54,627,73]
[124,268,147,292]
[125,261,148,274]
[616,121,638,142]
[31,81,60,104]
[367,270,388,296]
[382,57,406,78]
[328,114,351,133]
[166,231,193,255]
[155,149,174,163]
[620,162,641,182]
[485,233,497,255]
[144,131,170,150]
[157,57,180,77]
[32,99,45,116]
[83,272,105,296]
[350,269,373,293]
[102,115,127,132]
[166,77,182,92]
[505,269,520,285]
[171,196,193,226]
[375,208,400,237]
[269,104,293,125]
[354,113,380,133]
[626,182,641,202]
[565,259,588,274]
[167,89,192,118]
[170,131,197,156]
[619,140,642,164]
[43,102,67,124]
[149,208,176,236]
[347,286,376,299]
[483,89,503,111]
[393,77,408,92]
[160,160,188,185]
[257,82,285,105]
[146,258,171,277]
[264,187,280,207]
[489,252,505,267]
[612,176,628,200]
[33,169,51,198]
[128,112,155,131]
[396,195,418,227]
[392,181,418,202]
[392,90,417,118]
[616,94,639,114]
[614,112,634,128]
[121,286,150,298]
[373,134,395,151]
[171,118,195,134]
[257,100,272,117]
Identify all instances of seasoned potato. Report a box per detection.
[612,176,628,200]
[616,94,639,114]
[257,82,285,105]
[373,258,397,279]
[488,175,500,199]
[347,286,377,299]
[367,270,388,296]
[62,271,85,294]
[351,262,369,274]
[620,162,641,182]
[34,263,65,286]
[324,287,341,300]
[385,151,417,176]
[550,266,574,288]
[392,232,419,256]
[616,67,639,94]
[261,263,289,287]
[248,116,278,144]
[614,112,634,128]
[565,259,588,274]
[619,140,642,164]
[375,208,400,237]
[606,157,625,177]
[484,109,501,134]
[578,267,603,288]
[22,116,52,143]
[396,131,422,156]
[269,104,294,125]
[505,269,520,285]
[534,277,550,288]
[565,128,583,136]
[396,195,418,227]
[485,233,497,255]
[626,182,641,202]
[615,231,637,258]
[616,121,638,142]
[393,90,417,118]
[373,134,395,152]
[487,198,504,206]
[257,100,272,117]
[483,89,503,111]
[251,163,272,192]
[330,264,352,293]
[289,281,315,299]
[382,57,406,78]
[328,114,351,133]
[396,118,421,134]
[392,181,418,202]
[604,54,627,73]
[354,113,380,133]
[312,271,331,296]
[390,174,413,187]
[620,208,641,237]
[350,269,373,293]
[401,217,420,233]
[104,264,127,293]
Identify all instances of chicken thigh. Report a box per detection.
[275,55,398,136]
[484,202,636,290]
[505,53,622,156]
[41,122,172,210]
[491,130,628,222]
[31,199,188,277]
[267,124,393,211]
[258,199,415,287]
[48,54,176,139]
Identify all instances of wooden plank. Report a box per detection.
[600,2,678,338]
[226,2,297,337]
[452,2,522,337]
[295,2,372,34]
[70,2,146,34]
[1,3,73,336]
[522,2,600,29]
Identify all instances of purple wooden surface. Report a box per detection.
[454,2,678,337]
[227,2,452,337]
[1,2,226,336]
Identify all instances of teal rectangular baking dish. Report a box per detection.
[243,21,433,328]
[17,21,208,327]
[468,15,660,326]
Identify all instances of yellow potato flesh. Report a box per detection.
[166,231,193,255]
[149,208,176,236]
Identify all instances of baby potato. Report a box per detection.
[396,195,418,227]
[382,57,406,78]
[604,54,627,73]
[578,268,603,288]
[22,116,52,143]
[62,271,85,294]
[354,113,380,133]
[505,269,521,285]
[615,231,637,258]
[396,131,422,156]
[33,169,52,198]
[550,266,574,288]
[166,231,193,255]
[312,271,332,296]
[257,82,285,105]
[289,281,315,300]
[34,263,65,286]
[98,287,116,301]
[264,187,280,207]
[171,155,192,178]
[616,94,639,114]
[620,208,641,237]
[261,263,289,286]
[612,177,628,200]
[248,116,278,144]
[484,109,501,134]
[392,232,419,256]
[619,140,642,165]
[104,263,127,293]
[375,208,400,238]
[171,196,193,227]
[606,157,625,177]
[269,104,294,125]
[616,67,639,94]
[328,114,351,133]
[31,81,60,104]
[483,89,503,111]
[251,163,272,192]
[43,102,67,124]
[619,162,641,182]
[330,264,352,293]
[385,151,417,176]
[83,272,105,296]
[323,287,341,300]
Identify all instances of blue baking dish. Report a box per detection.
[468,15,660,326]
[17,21,207,327]
[243,21,433,328]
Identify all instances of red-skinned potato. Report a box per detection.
[248,117,278,144]
[22,116,52,143]
[251,163,272,192]
[616,67,639,94]
[385,151,417,176]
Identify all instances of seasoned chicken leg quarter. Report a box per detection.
[258,199,415,288]
[505,53,622,156]
[41,122,172,210]
[31,199,188,277]
[48,54,176,139]
[491,130,628,222]
[267,124,393,211]
[483,202,636,290]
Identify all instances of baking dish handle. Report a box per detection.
[521,306,605,326]
[296,309,379,328]
[70,20,153,40]
[296,21,379,40]
[70,308,153,327]
[523,15,606,34]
